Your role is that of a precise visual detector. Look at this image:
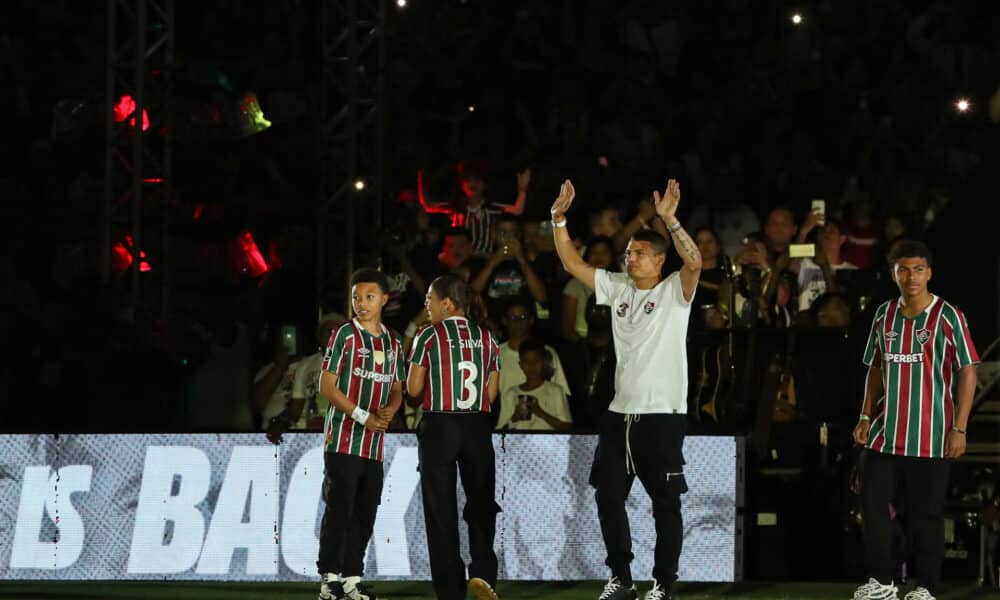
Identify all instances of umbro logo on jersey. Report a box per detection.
[643,301,656,314]
[616,302,629,317]
[885,331,898,341]
[915,328,931,345]
[357,348,371,358]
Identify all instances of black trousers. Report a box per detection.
[860,448,950,592]
[590,411,688,587]
[417,411,500,600]
[316,451,384,577]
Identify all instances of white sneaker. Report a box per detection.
[599,576,638,600]
[853,578,899,600]
[319,573,343,600]
[343,576,376,600]
[903,587,935,600]
[644,579,670,600]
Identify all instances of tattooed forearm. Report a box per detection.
[668,224,703,270]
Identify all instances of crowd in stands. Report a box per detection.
[2,0,998,433]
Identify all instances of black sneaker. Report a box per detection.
[599,576,638,600]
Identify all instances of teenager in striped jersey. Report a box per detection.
[406,274,502,600]
[315,269,404,600]
[852,241,978,600]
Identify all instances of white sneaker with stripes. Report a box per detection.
[853,578,899,600]
[644,579,670,600]
[903,587,935,600]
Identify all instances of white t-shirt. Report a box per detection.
[291,352,326,429]
[498,342,571,399]
[594,269,693,414]
[796,258,857,312]
[563,278,593,338]
[253,362,298,429]
[496,381,572,431]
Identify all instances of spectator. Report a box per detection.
[439,227,475,272]
[589,205,624,240]
[728,233,773,327]
[762,206,798,264]
[563,295,616,431]
[561,235,615,342]
[691,227,727,329]
[812,293,852,328]
[497,298,571,401]
[687,176,761,259]
[496,338,572,431]
[380,240,428,333]
[795,220,858,313]
[183,291,252,432]
[841,191,880,270]
[252,326,301,430]
[265,313,348,443]
[471,214,548,319]
[418,164,531,254]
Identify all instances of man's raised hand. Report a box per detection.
[653,179,681,221]
[550,179,576,223]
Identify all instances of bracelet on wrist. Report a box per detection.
[951,425,966,434]
[351,406,370,425]
[666,220,682,233]
[552,219,567,228]
[858,414,871,422]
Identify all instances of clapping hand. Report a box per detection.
[653,179,681,221]
[550,179,576,223]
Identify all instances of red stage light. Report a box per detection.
[113,95,151,132]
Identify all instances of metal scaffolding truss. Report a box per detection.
[103,0,175,313]
[318,0,386,315]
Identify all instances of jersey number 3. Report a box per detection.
[457,360,478,409]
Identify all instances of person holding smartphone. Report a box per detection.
[471,214,548,320]
[312,269,404,600]
[496,338,572,431]
[407,273,503,600]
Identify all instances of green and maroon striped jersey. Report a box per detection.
[321,319,404,461]
[862,296,979,458]
[408,317,500,413]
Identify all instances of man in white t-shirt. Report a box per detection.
[551,178,702,600]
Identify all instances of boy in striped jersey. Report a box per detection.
[406,274,502,600]
[852,241,978,600]
[315,269,404,600]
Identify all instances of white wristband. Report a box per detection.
[404,321,419,338]
[552,219,567,228]
[351,406,370,425]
